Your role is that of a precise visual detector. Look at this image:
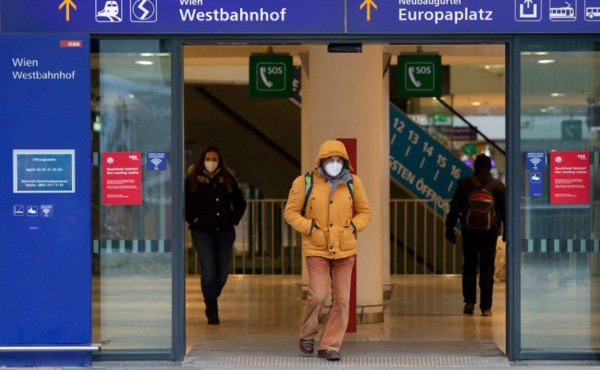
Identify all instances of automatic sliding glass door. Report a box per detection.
[91,39,175,357]
[519,38,600,358]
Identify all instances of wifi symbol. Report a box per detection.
[529,157,542,168]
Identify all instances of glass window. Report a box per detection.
[520,39,600,354]
[91,39,173,353]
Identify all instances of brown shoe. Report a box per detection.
[317,349,341,361]
[299,338,314,354]
[482,309,492,316]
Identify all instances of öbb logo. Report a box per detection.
[60,40,83,48]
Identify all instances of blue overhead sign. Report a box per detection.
[3,0,599,33]
[348,0,600,33]
[0,0,344,33]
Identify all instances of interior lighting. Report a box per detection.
[484,64,504,70]
[93,115,101,132]
[135,60,154,65]
[471,101,481,106]
[537,59,555,64]
[139,52,169,57]
[550,92,565,97]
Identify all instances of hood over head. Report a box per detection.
[474,153,492,172]
[314,140,354,171]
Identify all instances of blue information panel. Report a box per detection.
[0,35,91,367]
[146,152,168,171]
[525,151,546,170]
[529,171,543,197]
[13,150,75,193]
[390,105,472,217]
[0,0,344,33]
[348,0,600,33]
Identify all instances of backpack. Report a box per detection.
[300,171,354,216]
[463,176,496,231]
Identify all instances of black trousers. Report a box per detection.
[461,229,498,310]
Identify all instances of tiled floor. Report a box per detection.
[185,274,506,357]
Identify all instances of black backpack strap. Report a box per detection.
[469,176,482,189]
[484,178,499,191]
[347,177,354,200]
[471,176,497,191]
[301,171,313,216]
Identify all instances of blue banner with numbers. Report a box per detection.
[0,35,91,367]
[390,105,472,217]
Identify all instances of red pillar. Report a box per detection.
[337,138,357,333]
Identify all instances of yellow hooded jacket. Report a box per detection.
[284,140,372,259]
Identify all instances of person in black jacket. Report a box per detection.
[445,154,506,317]
[185,146,246,324]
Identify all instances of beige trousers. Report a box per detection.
[300,255,355,351]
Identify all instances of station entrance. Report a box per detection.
[179,42,507,361]
[89,37,600,362]
[91,40,507,360]
[2,1,599,365]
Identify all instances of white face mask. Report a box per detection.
[204,161,218,173]
[324,162,343,177]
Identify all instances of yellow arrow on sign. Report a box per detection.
[360,0,378,21]
[59,0,77,22]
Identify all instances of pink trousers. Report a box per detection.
[300,255,355,351]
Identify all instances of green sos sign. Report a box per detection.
[249,55,293,98]
[398,55,441,98]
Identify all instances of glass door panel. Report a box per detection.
[520,39,600,355]
[91,39,173,353]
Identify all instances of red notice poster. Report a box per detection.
[549,151,590,205]
[102,152,142,205]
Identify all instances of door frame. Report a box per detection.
[173,34,515,361]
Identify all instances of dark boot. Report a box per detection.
[205,299,219,325]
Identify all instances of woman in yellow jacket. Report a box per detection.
[284,140,372,361]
